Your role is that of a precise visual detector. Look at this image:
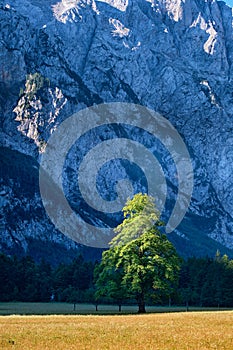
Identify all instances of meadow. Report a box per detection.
[0,309,233,349]
[0,302,229,315]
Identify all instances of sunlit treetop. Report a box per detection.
[111,193,163,247]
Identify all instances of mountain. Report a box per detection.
[1,0,233,262]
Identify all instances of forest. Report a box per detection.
[1,251,233,308]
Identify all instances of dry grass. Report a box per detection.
[0,311,233,349]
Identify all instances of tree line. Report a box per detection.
[0,254,95,303]
[1,251,233,307]
[1,194,233,311]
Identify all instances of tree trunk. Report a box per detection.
[118,304,122,312]
[138,302,146,313]
[137,293,146,313]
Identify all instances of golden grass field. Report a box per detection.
[0,311,233,350]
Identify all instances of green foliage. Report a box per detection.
[19,87,24,97]
[0,254,53,302]
[1,248,233,308]
[111,193,163,247]
[0,253,95,303]
[52,255,95,302]
[19,72,50,104]
[115,229,181,293]
[95,193,181,312]
[178,253,233,307]
[94,252,128,307]
[26,72,50,96]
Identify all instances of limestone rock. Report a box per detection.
[1,0,233,258]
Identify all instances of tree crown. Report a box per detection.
[111,193,163,247]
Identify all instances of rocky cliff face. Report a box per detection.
[1,0,233,260]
